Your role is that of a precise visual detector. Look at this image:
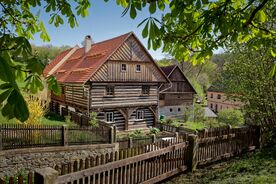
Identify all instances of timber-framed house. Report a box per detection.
[44,32,169,130]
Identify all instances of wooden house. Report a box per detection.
[43,32,169,130]
[159,65,196,118]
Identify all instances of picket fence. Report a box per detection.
[0,125,261,184]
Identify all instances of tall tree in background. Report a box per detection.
[32,45,70,65]
[222,41,276,129]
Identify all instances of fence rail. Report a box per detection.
[55,141,189,184]
[0,123,114,150]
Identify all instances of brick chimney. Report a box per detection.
[84,35,92,53]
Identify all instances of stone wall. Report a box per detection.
[0,143,118,177]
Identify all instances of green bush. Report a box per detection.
[129,129,144,138]
[150,127,160,135]
[44,112,65,121]
[218,109,244,127]
[89,111,99,127]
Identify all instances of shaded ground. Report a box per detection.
[162,144,276,184]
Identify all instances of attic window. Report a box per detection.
[121,64,127,72]
[136,64,141,72]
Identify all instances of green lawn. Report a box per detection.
[162,144,276,184]
[182,121,206,131]
[0,112,75,126]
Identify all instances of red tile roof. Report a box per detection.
[43,32,132,83]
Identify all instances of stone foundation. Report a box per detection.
[0,143,118,177]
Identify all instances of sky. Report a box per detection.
[31,1,167,60]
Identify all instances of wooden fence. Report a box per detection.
[1,125,261,184]
[45,141,189,184]
[0,172,33,184]
[196,125,261,166]
[0,124,114,150]
[55,139,181,176]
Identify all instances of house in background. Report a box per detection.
[207,85,242,113]
[159,65,196,118]
[44,32,169,130]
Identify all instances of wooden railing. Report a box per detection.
[2,125,261,184]
[196,125,260,166]
[55,142,189,184]
[0,124,114,150]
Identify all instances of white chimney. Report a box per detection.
[84,35,92,53]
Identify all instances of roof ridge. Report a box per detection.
[88,32,132,46]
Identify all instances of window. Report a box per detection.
[217,94,221,99]
[136,110,144,120]
[210,103,213,109]
[106,86,114,96]
[136,64,141,72]
[210,93,213,98]
[142,85,150,95]
[170,108,173,112]
[61,86,65,94]
[178,108,181,112]
[121,64,127,72]
[215,104,218,112]
[105,112,114,123]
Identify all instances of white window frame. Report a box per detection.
[136,64,141,72]
[121,63,127,72]
[105,112,114,123]
[136,110,144,120]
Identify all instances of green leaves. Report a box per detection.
[149,2,157,14]
[130,4,137,19]
[47,76,61,95]
[256,10,268,23]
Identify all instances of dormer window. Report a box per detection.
[136,64,141,72]
[121,64,127,72]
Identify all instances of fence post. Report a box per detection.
[34,167,58,184]
[187,134,198,172]
[113,125,117,143]
[151,134,156,144]
[174,132,179,143]
[129,137,133,148]
[62,125,68,146]
[110,126,114,144]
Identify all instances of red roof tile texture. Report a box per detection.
[43,32,131,83]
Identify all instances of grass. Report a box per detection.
[162,144,276,184]
[0,112,75,126]
[182,121,206,131]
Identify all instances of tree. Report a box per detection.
[221,40,276,129]
[1,0,275,122]
[0,0,90,122]
[32,45,70,65]
[113,0,275,65]
[217,109,244,127]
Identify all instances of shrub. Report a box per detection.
[150,127,160,135]
[22,96,48,124]
[89,111,99,127]
[129,129,144,138]
[218,109,244,127]
[183,104,206,122]
[44,111,65,121]
[205,118,223,128]
[64,115,71,124]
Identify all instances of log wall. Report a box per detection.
[90,84,158,109]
